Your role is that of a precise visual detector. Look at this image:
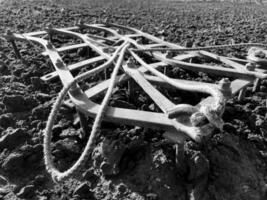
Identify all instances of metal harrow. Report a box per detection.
[4,21,267,181]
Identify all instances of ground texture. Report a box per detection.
[0,0,267,200]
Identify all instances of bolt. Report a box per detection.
[245,62,256,71]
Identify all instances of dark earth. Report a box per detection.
[0,0,267,199]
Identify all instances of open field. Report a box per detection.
[0,0,267,200]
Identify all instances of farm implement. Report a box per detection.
[4,21,267,182]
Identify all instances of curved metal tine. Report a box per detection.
[143,75,215,88]
[138,40,246,72]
